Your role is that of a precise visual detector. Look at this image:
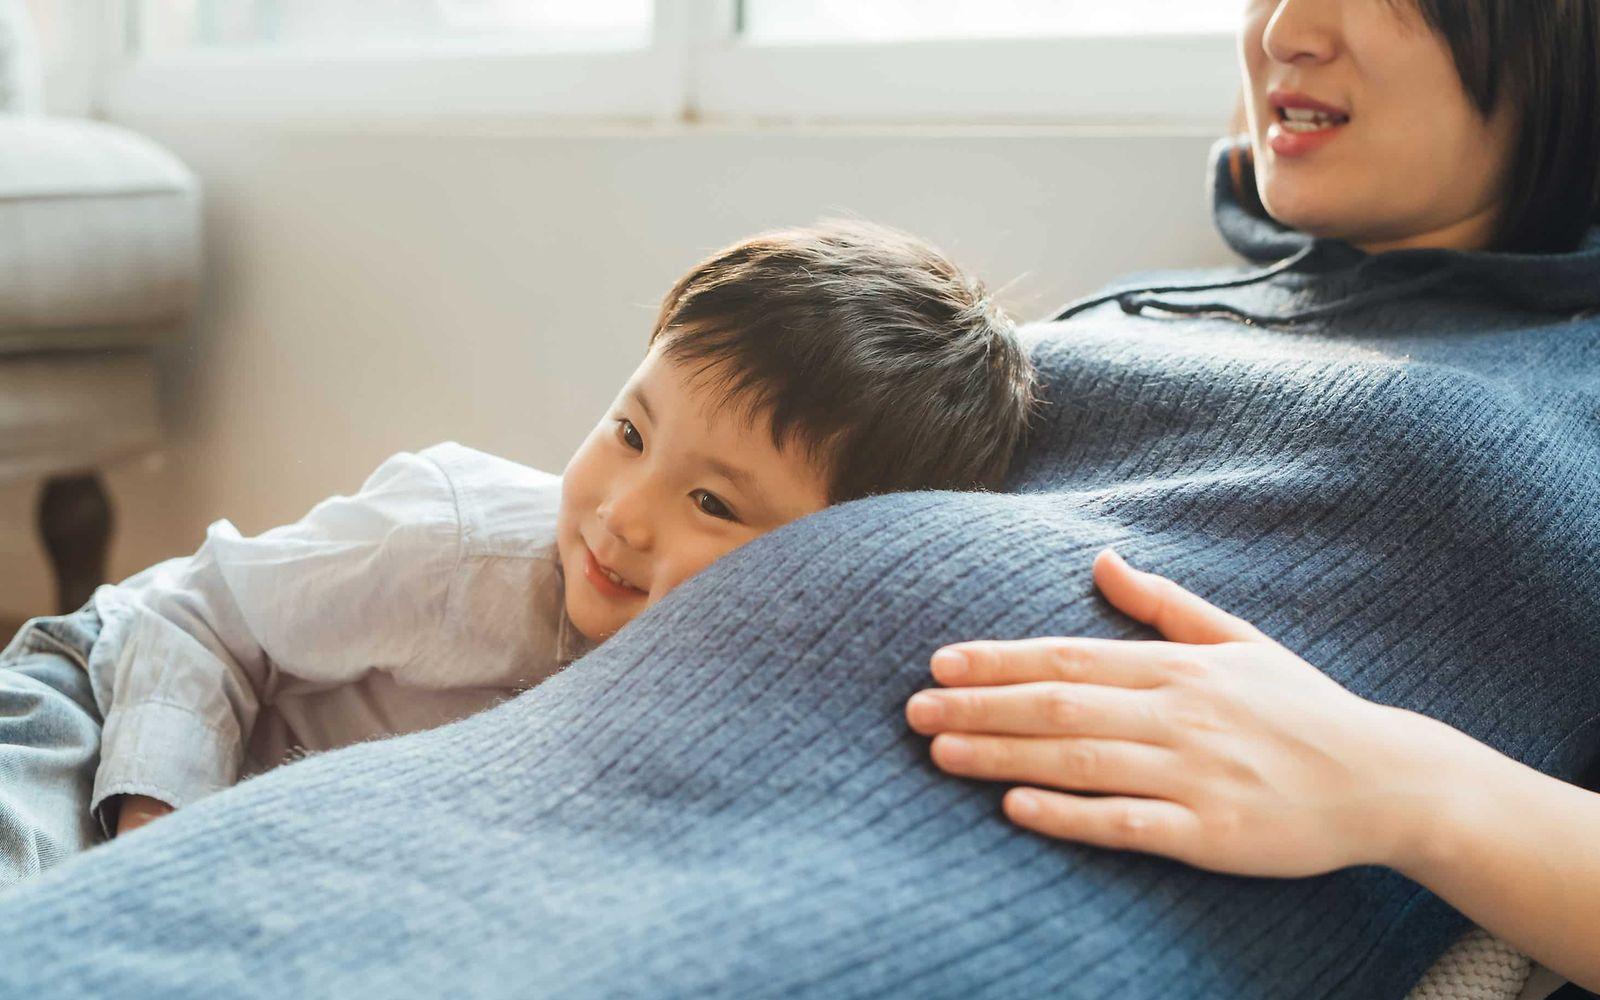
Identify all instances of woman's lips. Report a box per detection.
[1268,88,1349,119]
[1266,89,1349,158]
[583,544,646,601]
[1266,117,1345,158]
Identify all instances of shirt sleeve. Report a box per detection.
[88,447,464,818]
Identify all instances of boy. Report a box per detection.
[0,219,1036,881]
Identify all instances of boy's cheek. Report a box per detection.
[654,543,740,598]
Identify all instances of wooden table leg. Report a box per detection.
[37,472,113,615]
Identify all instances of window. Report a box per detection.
[136,1,654,55]
[741,0,1240,43]
[700,0,1239,125]
[106,0,685,121]
[99,0,1241,126]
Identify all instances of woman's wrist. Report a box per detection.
[1362,706,1600,989]
[1361,704,1493,877]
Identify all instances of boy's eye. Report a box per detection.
[692,489,736,522]
[616,418,643,452]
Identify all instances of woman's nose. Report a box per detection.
[1260,0,1339,66]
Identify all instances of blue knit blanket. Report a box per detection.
[1,181,1597,997]
[2,311,1595,998]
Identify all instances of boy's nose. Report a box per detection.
[597,491,652,551]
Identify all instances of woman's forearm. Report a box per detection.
[1381,707,1600,991]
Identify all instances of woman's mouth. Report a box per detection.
[1267,107,1350,158]
[1277,106,1348,133]
[1266,91,1350,158]
[583,544,646,601]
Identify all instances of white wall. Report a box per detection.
[0,122,1233,619]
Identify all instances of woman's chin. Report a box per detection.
[1257,188,1363,244]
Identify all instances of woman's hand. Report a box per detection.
[905,550,1454,878]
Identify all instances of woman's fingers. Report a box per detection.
[1092,549,1265,645]
[930,636,1174,689]
[1002,787,1202,860]
[906,681,1169,742]
[928,732,1185,799]
[926,556,1267,691]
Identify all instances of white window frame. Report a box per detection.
[91,0,1238,127]
[98,0,704,122]
[691,32,1237,125]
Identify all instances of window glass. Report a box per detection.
[741,0,1240,44]
[137,0,653,54]
[20,0,70,59]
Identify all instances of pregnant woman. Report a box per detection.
[0,1,1593,998]
[909,0,1600,993]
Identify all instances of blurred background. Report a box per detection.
[1,0,1242,623]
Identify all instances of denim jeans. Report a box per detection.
[0,606,104,888]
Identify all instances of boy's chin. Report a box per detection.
[563,592,618,643]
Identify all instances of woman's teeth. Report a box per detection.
[604,567,636,590]
[1279,107,1347,132]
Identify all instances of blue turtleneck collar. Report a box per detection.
[1056,138,1600,325]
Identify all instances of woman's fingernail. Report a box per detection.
[1009,790,1040,820]
[907,692,944,727]
[930,648,968,680]
[936,735,973,768]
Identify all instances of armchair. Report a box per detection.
[0,1,200,612]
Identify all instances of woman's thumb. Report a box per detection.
[1093,549,1264,645]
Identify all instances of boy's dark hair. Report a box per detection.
[648,219,1036,503]
[1399,0,1600,252]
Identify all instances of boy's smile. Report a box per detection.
[556,343,832,642]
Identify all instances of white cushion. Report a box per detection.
[0,118,199,349]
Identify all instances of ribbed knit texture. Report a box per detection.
[0,143,1594,998]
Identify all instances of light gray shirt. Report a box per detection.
[84,442,591,816]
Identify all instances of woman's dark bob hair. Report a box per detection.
[1407,0,1600,253]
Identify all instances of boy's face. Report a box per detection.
[556,343,832,642]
